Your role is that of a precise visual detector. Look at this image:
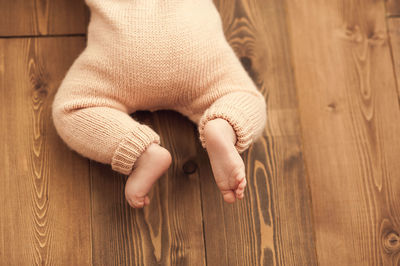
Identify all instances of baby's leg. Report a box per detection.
[198,91,267,203]
[178,82,266,203]
[52,97,171,208]
[202,117,247,203]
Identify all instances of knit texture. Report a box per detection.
[52,0,267,175]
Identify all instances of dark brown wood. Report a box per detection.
[90,110,206,265]
[0,0,89,36]
[0,37,92,264]
[3,1,399,265]
[388,18,400,96]
[287,0,400,264]
[386,0,400,16]
[195,0,318,265]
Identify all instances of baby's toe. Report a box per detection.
[236,192,244,200]
[235,178,246,199]
[236,172,245,182]
[126,195,146,208]
[237,176,246,189]
[222,190,236,203]
[144,196,150,206]
[236,177,247,191]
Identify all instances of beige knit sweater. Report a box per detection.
[52,0,267,175]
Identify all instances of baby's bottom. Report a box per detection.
[52,82,266,207]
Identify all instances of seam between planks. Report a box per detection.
[0,33,86,39]
[384,15,400,109]
[89,159,94,266]
[195,129,209,266]
[387,14,400,18]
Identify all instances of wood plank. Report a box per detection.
[0,0,89,36]
[0,37,92,264]
[196,0,318,265]
[90,110,206,265]
[386,0,400,17]
[388,18,400,95]
[286,0,400,265]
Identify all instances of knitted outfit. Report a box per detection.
[52,0,267,175]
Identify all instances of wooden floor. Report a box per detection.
[1,0,400,265]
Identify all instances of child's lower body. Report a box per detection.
[51,0,267,208]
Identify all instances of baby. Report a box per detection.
[52,0,267,208]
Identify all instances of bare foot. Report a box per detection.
[125,143,172,208]
[203,118,247,203]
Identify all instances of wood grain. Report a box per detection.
[0,37,92,264]
[90,110,205,265]
[386,0,400,17]
[286,0,400,264]
[195,0,318,265]
[3,0,399,264]
[0,0,89,36]
[388,18,400,97]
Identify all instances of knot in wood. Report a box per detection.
[182,160,197,175]
[344,24,363,43]
[31,79,48,100]
[327,102,337,112]
[32,87,48,99]
[383,231,400,253]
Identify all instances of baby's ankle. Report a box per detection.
[204,118,236,146]
[136,143,172,167]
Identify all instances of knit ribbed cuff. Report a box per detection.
[111,125,160,175]
[198,93,266,154]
